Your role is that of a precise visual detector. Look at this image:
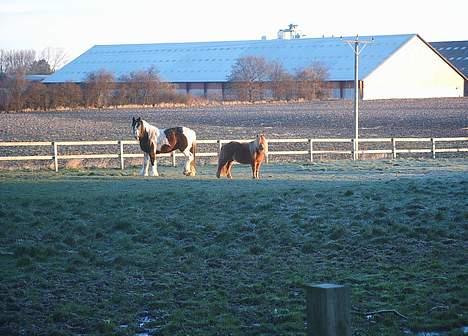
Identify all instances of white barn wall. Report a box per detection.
[364,36,465,100]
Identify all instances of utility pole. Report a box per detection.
[343,36,373,160]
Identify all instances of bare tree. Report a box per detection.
[122,67,161,105]
[62,83,83,108]
[84,70,115,108]
[0,73,10,111]
[40,47,68,72]
[24,82,49,110]
[7,71,28,111]
[269,61,294,100]
[0,50,6,74]
[228,56,271,101]
[0,49,36,74]
[111,82,130,107]
[294,62,329,100]
[47,84,65,109]
[28,59,52,75]
[157,82,187,104]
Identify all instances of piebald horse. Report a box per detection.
[216,134,268,179]
[132,117,196,176]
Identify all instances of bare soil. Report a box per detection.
[1,98,467,141]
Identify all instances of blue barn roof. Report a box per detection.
[430,40,468,77]
[44,34,416,83]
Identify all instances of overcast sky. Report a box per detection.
[1,0,467,63]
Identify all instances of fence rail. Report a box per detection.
[0,137,467,172]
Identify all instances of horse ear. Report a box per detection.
[132,117,135,122]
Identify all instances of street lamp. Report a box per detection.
[342,35,373,160]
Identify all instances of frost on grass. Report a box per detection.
[0,159,467,335]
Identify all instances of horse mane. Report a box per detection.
[249,134,268,155]
[133,117,159,154]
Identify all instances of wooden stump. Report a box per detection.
[304,283,351,336]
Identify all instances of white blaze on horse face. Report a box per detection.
[133,121,141,140]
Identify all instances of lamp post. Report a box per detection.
[343,36,373,160]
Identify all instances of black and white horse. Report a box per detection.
[132,117,197,176]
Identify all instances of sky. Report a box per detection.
[1,0,467,64]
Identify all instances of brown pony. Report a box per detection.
[216,134,268,179]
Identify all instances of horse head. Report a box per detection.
[132,117,144,140]
[255,134,268,153]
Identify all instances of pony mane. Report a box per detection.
[249,134,268,155]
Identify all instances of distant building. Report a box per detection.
[25,74,50,82]
[430,40,468,96]
[44,34,466,100]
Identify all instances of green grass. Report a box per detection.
[0,159,467,335]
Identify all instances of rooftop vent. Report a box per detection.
[277,24,304,39]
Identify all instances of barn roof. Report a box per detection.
[430,40,468,77]
[44,34,418,83]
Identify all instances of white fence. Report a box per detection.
[0,137,467,172]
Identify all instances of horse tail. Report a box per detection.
[190,140,196,172]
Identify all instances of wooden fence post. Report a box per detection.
[431,138,436,159]
[53,142,58,172]
[304,283,351,336]
[392,138,397,159]
[309,139,314,162]
[119,141,124,170]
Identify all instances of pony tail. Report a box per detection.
[191,141,196,171]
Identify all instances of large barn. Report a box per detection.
[44,34,466,100]
[430,40,468,97]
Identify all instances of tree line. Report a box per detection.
[228,55,329,101]
[0,48,67,75]
[0,50,330,112]
[0,68,189,112]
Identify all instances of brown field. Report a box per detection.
[1,98,467,141]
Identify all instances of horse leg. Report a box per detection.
[217,159,230,178]
[226,161,234,179]
[141,153,149,176]
[255,161,262,179]
[250,160,257,179]
[216,154,229,178]
[182,148,195,176]
[216,162,225,178]
[149,152,159,177]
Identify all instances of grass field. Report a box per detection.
[0,159,467,335]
